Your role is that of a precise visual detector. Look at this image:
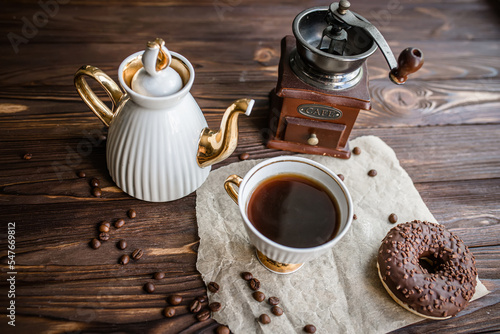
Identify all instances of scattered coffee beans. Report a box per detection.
[197,295,207,303]
[368,169,377,177]
[196,309,211,322]
[167,295,183,305]
[144,282,155,293]
[241,272,253,281]
[249,278,260,291]
[127,209,137,218]
[92,187,102,197]
[239,152,250,161]
[163,306,176,318]
[189,299,202,313]
[23,153,32,160]
[353,147,361,155]
[153,272,165,280]
[304,324,316,333]
[209,302,222,312]
[216,325,230,334]
[271,305,283,316]
[208,281,220,293]
[119,254,130,265]
[101,221,111,228]
[389,213,398,224]
[114,218,125,228]
[99,224,110,233]
[90,178,100,187]
[337,174,345,181]
[77,171,86,178]
[117,239,127,250]
[259,314,271,324]
[268,296,280,306]
[252,291,265,302]
[99,232,110,241]
[353,214,357,220]
[131,249,143,260]
[90,238,101,249]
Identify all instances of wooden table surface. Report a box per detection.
[1,0,499,333]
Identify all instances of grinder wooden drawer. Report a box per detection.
[283,116,346,150]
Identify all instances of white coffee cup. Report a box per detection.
[224,156,353,274]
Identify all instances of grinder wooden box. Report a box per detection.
[267,36,371,159]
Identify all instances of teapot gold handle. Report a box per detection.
[74,65,124,127]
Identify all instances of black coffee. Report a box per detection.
[247,173,340,248]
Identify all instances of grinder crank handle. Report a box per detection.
[331,1,424,84]
[389,48,424,84]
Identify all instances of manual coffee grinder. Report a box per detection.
[267,1,423,158]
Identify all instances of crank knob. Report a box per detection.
[389,47,424,84]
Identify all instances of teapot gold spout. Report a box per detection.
[197,98,254,168]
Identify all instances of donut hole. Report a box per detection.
[419,255,445,274]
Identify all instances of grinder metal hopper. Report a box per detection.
[268,1,424,158]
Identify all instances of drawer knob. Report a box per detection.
[307,133,319,146]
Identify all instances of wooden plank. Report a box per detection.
[0,124,499,197]
[1,1,499,47]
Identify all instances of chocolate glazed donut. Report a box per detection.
[377,220,477,319]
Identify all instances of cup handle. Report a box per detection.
[74,65,125,127]
[224,175,243,204]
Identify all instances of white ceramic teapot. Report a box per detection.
[74,38,253,202]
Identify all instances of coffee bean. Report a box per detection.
[197,295,207,303]
[271,305,283,316]
[77,171,86,178]
[127,209,137,218]
[101,221,111,228]
[98,232,110,241]
[389,213,398,224]
[163,306,176,318]
[144,282,155,293]
[117,239,127,250]
[259,314,271,324]
[304,324,317,333]
[241,271,253,281]
[114,218,125,229]
[216,325,230,334]
[23,153,33,160]
[207,281,220,293]
[353,147,361,155]
[368,169,377,177]
[92,187,102,197]
[189,299,202,313]
[337,174,345,181]
[249,278,260,291]
[209,302,221,312]
[196,309,211,322]
[119,254,130,265]
[239,152,250,161]
[167,295,183,305]
[153,272,165,280]
[131,249,143,260]
[268,296,280,306]
[90,178,100,187]
[252,291,265,302]
[99,224,110,233]
[353,214,357,220]
[90,238,101,249]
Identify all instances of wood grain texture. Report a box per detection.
[0,0,499,333]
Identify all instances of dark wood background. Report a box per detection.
[0,0,499,333]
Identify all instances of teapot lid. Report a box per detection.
[131,38,183,97]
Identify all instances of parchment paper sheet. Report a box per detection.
[195,136,488,333]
